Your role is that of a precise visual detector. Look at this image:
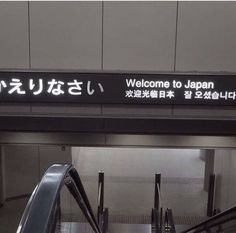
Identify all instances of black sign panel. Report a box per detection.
[0,71,236,106]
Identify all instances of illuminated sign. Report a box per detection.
[0,71,236,105]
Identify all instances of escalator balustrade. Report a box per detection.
[17,164,236,233]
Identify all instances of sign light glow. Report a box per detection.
[0,71,235,106]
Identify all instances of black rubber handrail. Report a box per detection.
[181,206,236,233]
[16,164,101,233]
[97,171,109,233]
[97,171,104,221]
[152,173,162,233]
[154,173,161,211]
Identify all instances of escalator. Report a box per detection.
[16,164,236,233]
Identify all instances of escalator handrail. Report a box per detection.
[97,171,104,218]
[181,205,236,233]
[156,183,162,211]
[16,164,101,233]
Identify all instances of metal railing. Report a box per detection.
[207,174,216,217]
[97,171,108,233]
[152,173,162,233]
[181,206,236,233]
[16,164,102,233]
[164,209,176,233]
[152,173,176,233]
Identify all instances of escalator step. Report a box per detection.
[57,222,151,233]
[61,214,206,225]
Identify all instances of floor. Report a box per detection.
[0,198,28,233]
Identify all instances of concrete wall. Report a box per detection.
[1,1,236,71]
[72,147,203,179]
[214,149,236,211]
[0,2,236,118]
[72,147,206,218]
[2,145,71,199]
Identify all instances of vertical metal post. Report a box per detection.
[203,150,215,192]
[98,171,104,222]
[154,173,161,210]
[168,209,176,233]
[160,207,163,232]
[164,209,170,232]
[151,208,159,233]
[207,174,216,217]
[102,208,109,233]
[0,147,4,207]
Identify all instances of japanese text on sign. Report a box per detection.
[0,78,104,96]
[0,71,236,105]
